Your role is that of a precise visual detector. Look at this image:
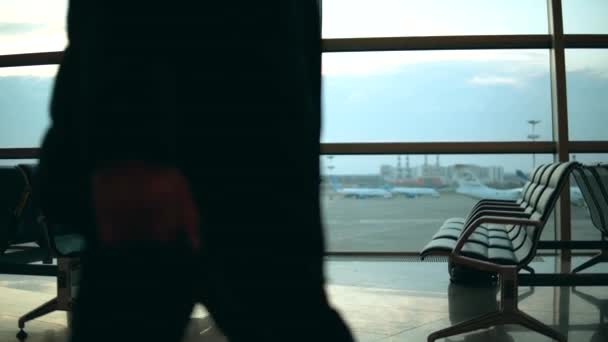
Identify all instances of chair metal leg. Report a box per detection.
[572,251,607,273]
[16,257,79,339]
[17,295,63,339]
[518,287,535,302]
[514,311,567,342]
[428,311,503,342]
[18,297,59,329]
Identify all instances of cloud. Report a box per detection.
[468,75,521,86]
[322,50,548,77]
[0,1,68,55]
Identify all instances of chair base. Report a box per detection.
[17,257,78,338]
[572,250,608,274]
[428,309,566,342]
[428,268,567,342]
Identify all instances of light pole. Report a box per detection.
[527,120,541,169]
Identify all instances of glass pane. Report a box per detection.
[322,50,552,143]
[566,50,608,141]
[321,154,555,252]
[570,153,608,242]
[322,0,548,38]
[0,66,56,148]
[562,0,608,34]
[0,0,68,54]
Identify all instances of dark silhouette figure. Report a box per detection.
[37,1,353,341]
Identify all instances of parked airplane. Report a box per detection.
[389,186,440,198]
[328,177,393,199]
[454,172,522,200]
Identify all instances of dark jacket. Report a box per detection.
[38,1,323,257]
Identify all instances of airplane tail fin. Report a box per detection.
[452,165,483,187]
[515,170,529,182]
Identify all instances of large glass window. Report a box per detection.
[562,0,608,34]
[0,66,56,148]
[0,1,606,255]
[0,0,68,54]
[322,50,552,143]
[322,0,548,38]
[566,49,608,141]
[321,154,555,252]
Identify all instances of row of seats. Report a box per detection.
[1,164,85,258]
[422,161,580,342]
[421,162,577,267]
[0,163,84,339]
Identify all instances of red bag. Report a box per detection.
[92,162,199,251]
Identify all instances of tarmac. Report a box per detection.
[321,192,600,252]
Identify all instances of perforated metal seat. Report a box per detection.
[441,164,550,228]
[421,163,563,266]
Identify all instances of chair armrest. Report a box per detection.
[473,205,526,212]
[473,199,518,208]
[453,216,541,255]
[461,209,532,230]
[468,204,526,219]
[467,200,523,223]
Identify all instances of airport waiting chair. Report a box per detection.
[0,165,56,275]
[0,166,24,254]
[422,161,579,342]
[15,164,86,340]
[421,163,552,279]
[571,165,608,273]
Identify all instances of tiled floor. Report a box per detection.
[1,256,606,341]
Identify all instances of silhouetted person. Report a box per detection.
[37,1,353,341]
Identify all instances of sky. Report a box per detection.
[0,0,607,174]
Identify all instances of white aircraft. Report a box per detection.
[389,187,440,198]
[328,177,393,199]
[454,172,522,201]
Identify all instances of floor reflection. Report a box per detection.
[439,281,607,342]
[444,283,514,342]
[1,259,607,341]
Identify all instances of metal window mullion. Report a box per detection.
[564,34,608,48]
[548,0,572,278]
[0,142,559,159]
[321,141,556,155]
[1,34,606,68]
[569,141,608,153]
[0,51,63,68]
[0,148,39,160]
[323,35,552,52]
